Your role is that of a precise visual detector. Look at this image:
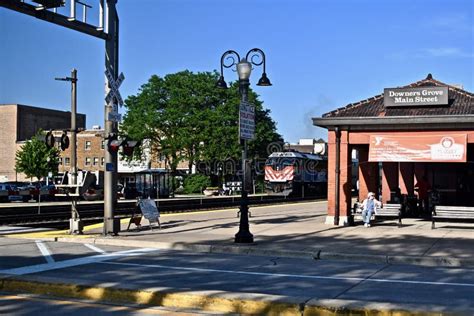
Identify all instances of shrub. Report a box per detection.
[183,174,211,194]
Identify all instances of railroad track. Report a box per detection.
[0,195,322,225]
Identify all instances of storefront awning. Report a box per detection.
[368,133,467,162]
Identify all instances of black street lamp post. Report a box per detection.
[217,48,271,243]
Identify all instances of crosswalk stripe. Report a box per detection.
[84,244,106,254]
[0,248,157,276]
[35,240,55,264]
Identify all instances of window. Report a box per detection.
[85,157,91,166]
[85,141,91,150]
[58,158,63,166]
[65,157,70,166]
[93,157,99,166]
[101,140,105,150]
[101,157,105,166]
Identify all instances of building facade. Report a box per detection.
[0,104,86,182]
[313,74,474,225]
[56,127,105,173]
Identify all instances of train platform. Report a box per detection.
[2,200,474,315]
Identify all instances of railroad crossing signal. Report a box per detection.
[105,70,124,106]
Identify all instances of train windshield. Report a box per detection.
[265,157,297,167]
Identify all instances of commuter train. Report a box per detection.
[264,151,328,197]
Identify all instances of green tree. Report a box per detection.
[121,70,282,175]
[15,131,60,181]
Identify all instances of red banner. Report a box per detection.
[369,133,467,162]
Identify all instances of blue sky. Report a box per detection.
[1,0,473,143]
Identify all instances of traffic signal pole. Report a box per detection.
[103,0,119,235]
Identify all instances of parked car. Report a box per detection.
[82,187,104,201]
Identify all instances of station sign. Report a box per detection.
[239,101,255,140]
[384,87,449,107]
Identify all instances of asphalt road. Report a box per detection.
[0,237,473,314]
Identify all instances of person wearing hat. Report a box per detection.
[361,192,381,227]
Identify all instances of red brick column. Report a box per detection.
[358,145,378,201]
[327,130,352,225]
[382,162,398,203]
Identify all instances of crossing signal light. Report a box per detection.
[60,131,70,151]
[107,135,123,153]
[44,131,55,148]
[122,140,139,157]
[106,135,140,156]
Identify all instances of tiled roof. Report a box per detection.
[322,74,474,118]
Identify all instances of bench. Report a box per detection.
[353,202,402,227]
[432,205,474,229]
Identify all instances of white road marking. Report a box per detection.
[0,248,158,276]
[102,261,474,288]
[84,243,106,254]
[35,241,55,264]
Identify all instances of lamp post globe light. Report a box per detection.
[217,48,271,243]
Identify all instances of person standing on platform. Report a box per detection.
[361,192,380,227]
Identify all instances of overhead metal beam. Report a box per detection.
[0,0,108,40]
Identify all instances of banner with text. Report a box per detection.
[369,133,467,162]
[239,101,255,140]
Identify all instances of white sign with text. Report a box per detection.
[239,101,255,140]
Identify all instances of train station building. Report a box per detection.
[313,74,474,225]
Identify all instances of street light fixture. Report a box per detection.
[217,48,271,243]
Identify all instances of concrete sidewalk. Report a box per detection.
[12,200,474,268]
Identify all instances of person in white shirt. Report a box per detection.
[361,192,381,227]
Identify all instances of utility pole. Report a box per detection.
[70,69,78,187]
[55,68,81,234]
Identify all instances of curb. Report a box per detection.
[48,236,474,268]
[0,277,453,316]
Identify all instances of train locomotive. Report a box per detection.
[264,151,327,197]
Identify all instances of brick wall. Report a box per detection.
[0,106,18,181]
[327,130,352,223]
[16,105,86,141]
[0,104,86,181]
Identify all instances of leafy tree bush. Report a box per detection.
[183,174,211,194]
[121,70,282,176]
[15,131,60,181]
